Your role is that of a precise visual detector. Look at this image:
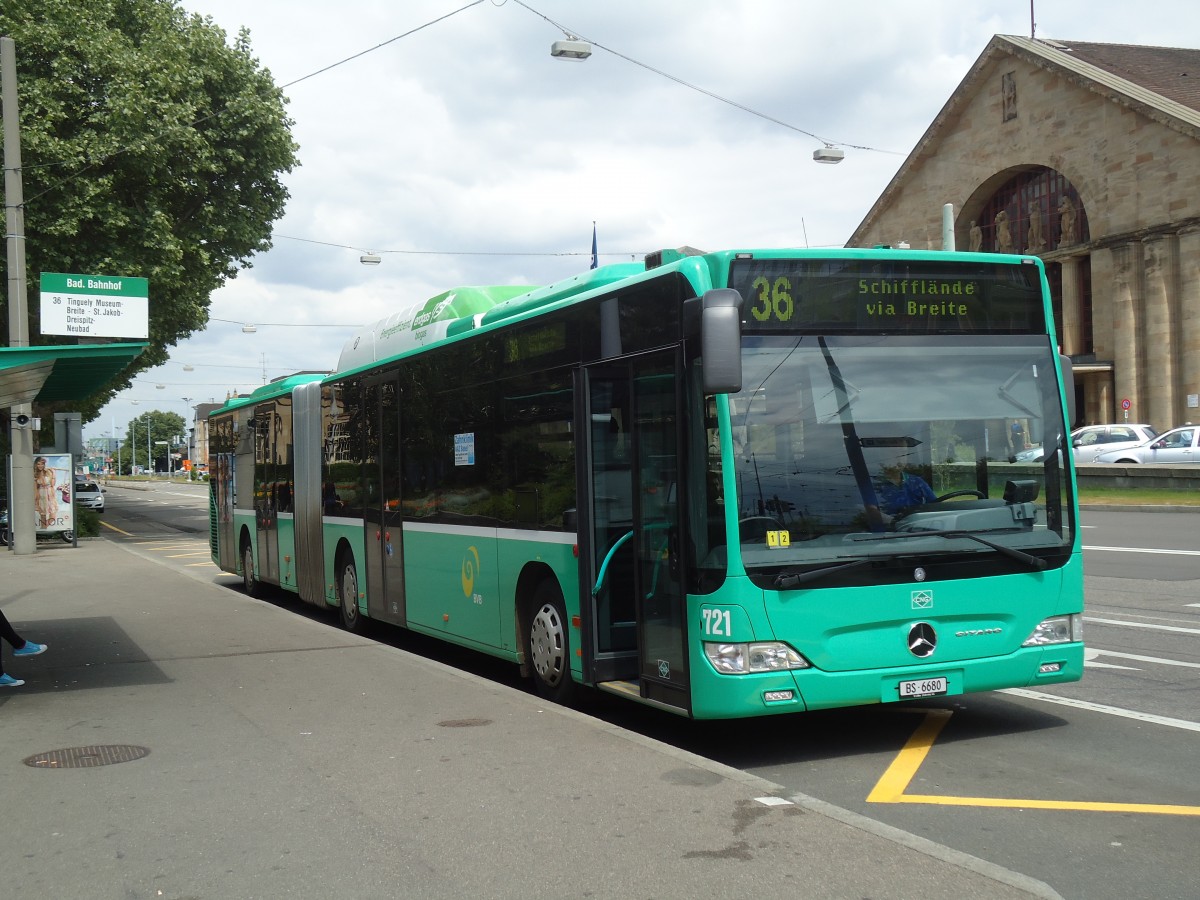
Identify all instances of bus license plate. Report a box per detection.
[899,677,948,698]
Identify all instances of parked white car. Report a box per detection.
[1013,422,1159,463]
[74,480,106,511]
[1070,423,1159,463]
[1092,425,1199,464]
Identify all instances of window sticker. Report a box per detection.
[454,432,475,467]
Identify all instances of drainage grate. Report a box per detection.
[23,745,150,769]
[436,718,492,728]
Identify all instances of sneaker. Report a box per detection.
[13,642,46,657]
[0,673,25,687]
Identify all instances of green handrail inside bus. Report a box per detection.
[592,522,672,599]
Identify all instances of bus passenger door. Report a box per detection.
[253,404,279,585]
[580,352,690,713]
[363,375,406,625]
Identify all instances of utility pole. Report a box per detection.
[3,37,35,555]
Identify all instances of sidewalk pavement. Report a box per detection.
[1,540,1062,899]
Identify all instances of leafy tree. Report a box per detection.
[0,0,299,424]
[120,409,186,474]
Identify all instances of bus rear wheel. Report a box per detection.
[338,554,366,633]
[526,580,575,704]
[242,541,261,598]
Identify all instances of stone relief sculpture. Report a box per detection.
[1058,196,1077,248]
[1002,72,1017,122]
[1026,208,1045,253]
[994,210,1013,253]
[969,220,983,252]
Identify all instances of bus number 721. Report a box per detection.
[701,608,732,637]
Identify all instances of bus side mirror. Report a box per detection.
[702,288,743,395]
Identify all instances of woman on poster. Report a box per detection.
[33,455,58,529]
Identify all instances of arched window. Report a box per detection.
[977,168,1088,255]
[977,168,1092,354]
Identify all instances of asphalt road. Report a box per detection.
[96,483,1200,900]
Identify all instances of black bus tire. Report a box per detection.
[526,579,575,704]
[338,553,366,633]
[241,540,262,598]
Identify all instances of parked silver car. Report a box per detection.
[1092,424,1199,464]
[1014,422,1159,463]
[1070,423,1159,463]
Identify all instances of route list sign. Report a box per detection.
[39,272,149,339]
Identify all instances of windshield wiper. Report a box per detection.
[774,558,872,589]
[852,529,1047,570]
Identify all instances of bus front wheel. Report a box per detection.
[338,555,366,633]
[526,580,575,704]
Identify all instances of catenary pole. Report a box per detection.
[3,37,35,554]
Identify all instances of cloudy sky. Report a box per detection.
[87,0,1200,443]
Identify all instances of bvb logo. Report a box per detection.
[461,546,480,598]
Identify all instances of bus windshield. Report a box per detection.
[725,333,1073,583]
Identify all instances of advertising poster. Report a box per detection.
[34,453,74,534]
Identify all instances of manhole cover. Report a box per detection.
[436,718,492,728]
[23,745,150,769]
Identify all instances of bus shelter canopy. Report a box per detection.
[0,343,148,407]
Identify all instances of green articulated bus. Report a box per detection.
[208,246,1083,719]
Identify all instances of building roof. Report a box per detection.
[1046,40,1200,113]
[1005,35,1200,130]
[848,34,1200,246]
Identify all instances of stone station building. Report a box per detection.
[850,35,1200,431]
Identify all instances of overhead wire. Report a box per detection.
[19,1,488,205]
[21,1,897,259]
[507,0,902,154]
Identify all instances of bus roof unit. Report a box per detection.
[336,284,535,372]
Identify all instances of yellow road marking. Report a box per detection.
[100,521,135,536]
[867,708,952,803]
[868,709,1200,816]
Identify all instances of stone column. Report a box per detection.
[1060,257,1082,356]
[1106,243,1142,425]
[1179,226,1200,425]
[1141,234,1177,430]
[1097,377,1112,425]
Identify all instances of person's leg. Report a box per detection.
[0,610,45,678]
[0,608,25,648]
[0,645,22,686]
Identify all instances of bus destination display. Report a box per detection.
[729,258,1045,334]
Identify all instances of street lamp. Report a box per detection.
[550,36,591,59]
[182,398,195,479]
[143,413,152,476]
[813,145,845,164]
[112,415,121,477]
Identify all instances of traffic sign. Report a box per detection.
[1121,398,1131,410]
[39,272,149,339]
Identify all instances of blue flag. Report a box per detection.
[590,223,598,269]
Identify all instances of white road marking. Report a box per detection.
[1084,616,1200,636]
[1001,688,1200,732]
[1091,649,1200,670]
[1083,544,1200,556]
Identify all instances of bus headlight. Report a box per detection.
[704,641,811,674]
[1022,614,1083,647]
